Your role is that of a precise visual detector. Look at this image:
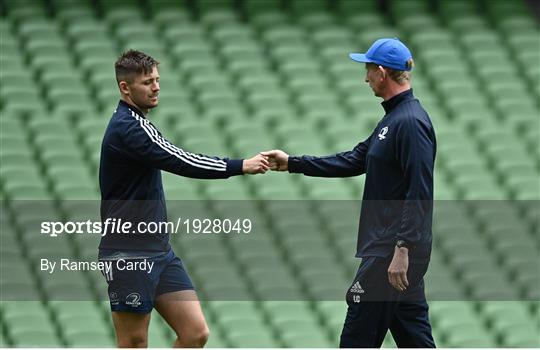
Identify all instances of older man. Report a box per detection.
[263,38,436,347]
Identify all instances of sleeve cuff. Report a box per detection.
[395,236,415,249]
[226,159,244,176]
[288,156,303,173]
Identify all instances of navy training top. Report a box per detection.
[99,100,243,254]
[288,89,436,262]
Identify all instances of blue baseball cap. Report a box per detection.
[349,38,413,71]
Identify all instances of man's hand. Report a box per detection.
[387,246,409,291]
[260,150,289,171]
[242,153,270,174]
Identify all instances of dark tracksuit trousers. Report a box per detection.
[340,256,435,348]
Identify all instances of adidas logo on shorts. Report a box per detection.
[349,281,365,294]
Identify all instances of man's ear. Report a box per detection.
[377,65,386,81]
[118,81,130,95]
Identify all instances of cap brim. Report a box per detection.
[349,53,372,63]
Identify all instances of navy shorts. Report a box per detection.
[100,249,194,314]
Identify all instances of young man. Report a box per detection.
[263,38,436,347]
[99,50,269,347]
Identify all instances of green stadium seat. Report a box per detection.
[220,45,264,65]
[8,6,49,26]
[104,7,143,27]
[0,52,25,74]
[55,5,95,25]
[55,184,99,200]
[25,236,74,261]
[345,13,387,34]
[11,332,63,347]
[210,301,260,322]
[486,0,530,19]
[445,326,497,347]
[203,180,253,200]
[317,300,347,321]
[3,182,50,200]
[151,4,189,22]
[0,70,35,93]
[297,12,335,31]
[25,37,68,58]
[461,31,505,53]
[116,21,159,39]
[147,317,174,347]
[1,280,43,301]
[195,0,234,12]
[389,0,430,16]
[359,28,401,49]
[65,19,108,39]
[228,236,280,260]
[59,311,113,346]
[200,9,239,31]
[288,0,328,14]
[499,16,538,36]
[410,29,455,51]
[502,328,540,347]
[336,0,379,14]
[17,18,58,38]
[4,311,58,342]
[188,70,231,92]
[249,11,289,32]
[66,335,116,347]
[100,0,141,11]
[263,26,307,48]
[148,0,188,12]
[282,332,332,347]
[1,262,36,286]
[507,32,540,59]
[447,15,489,34]
[227,328,280,347]
[212,23,256,42]
[243,0,282,15]
[299,176,353,199]
[481,302,536,341]
[311,27,354,50]
[397,14,439,34]
[163,25,206,48]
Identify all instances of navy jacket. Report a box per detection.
[99,100,243,253]
[289,89,436,261]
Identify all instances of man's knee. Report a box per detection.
[191,325,210,347]
[177,325,209,347]
[117,331,148,348]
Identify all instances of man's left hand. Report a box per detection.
[388,246,409,291]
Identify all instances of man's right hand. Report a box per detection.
[242,153,270,174]
[260,150,289,171]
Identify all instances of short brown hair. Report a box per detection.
[115,50,159,84]
[387,68,412,85]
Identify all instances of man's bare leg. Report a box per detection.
[111,311,151,348]
[155,290,209,347]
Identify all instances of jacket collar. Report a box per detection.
[381,89,414,114]
[119,100,146,118]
